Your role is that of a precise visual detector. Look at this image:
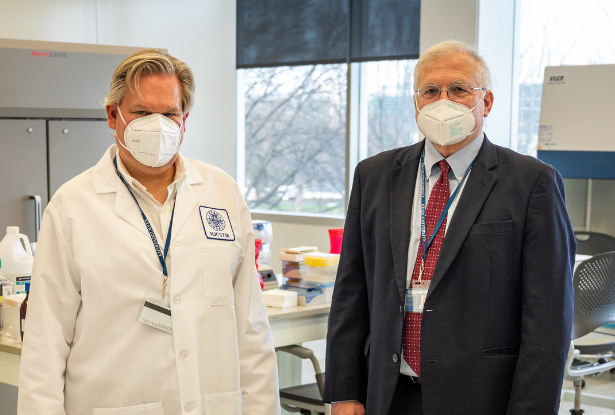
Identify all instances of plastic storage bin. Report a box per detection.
[302,253,340,284]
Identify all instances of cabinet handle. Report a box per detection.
[29,195,42,242]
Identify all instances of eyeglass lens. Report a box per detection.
[418,84,474,102]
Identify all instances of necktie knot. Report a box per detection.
[438,159,451,175]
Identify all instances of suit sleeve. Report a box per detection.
[323,164,370,403]
[231,183,281,415]
[18,202,82,415]
[506,166,575,415]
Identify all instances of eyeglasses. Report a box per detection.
[415,83,486,103]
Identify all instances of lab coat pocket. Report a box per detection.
[202,246,240,306]
[205,391,242,414]
[93,402,163,415]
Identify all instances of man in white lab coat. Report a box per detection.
[18,49,280,415]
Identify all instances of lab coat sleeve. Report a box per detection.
[231,183,281,415]
[506,166,575,415]
[17,202,82,415]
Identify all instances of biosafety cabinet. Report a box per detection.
[0,39,145,243]
[537,64,615,235]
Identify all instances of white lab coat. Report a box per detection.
[18,146,280,415]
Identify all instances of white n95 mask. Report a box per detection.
[416,99,481,146]
[115,107,182,168]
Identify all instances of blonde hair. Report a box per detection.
[105,49,195,113]
[413,40,492,90]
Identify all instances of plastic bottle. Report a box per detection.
[0,227,34,295]
[0,265,14,335]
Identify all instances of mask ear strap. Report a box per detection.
[414,95,423,114]
[114,131,132,152]
[116,105,128,127]
[470,90,487,111]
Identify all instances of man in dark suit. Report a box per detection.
[323,40,575,415]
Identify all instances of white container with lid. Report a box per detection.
[262,289,298,308]
[0,227,34,294]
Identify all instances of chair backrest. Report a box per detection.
[574,231,615,256]
[572,252,615,339]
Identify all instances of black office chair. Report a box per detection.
[574,231,615,255]
[564,252,615,415]
[276,345,327,415]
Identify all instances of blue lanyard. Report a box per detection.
[113,156,176,279]
[418,149,474,280]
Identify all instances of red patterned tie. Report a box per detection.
[403,159,451,376]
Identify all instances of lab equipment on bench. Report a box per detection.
[258,264,280,291]
[0,293,26,340]
[538,64,615,179]
[253,220,273,265]
[0,227,33,294]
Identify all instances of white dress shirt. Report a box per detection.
[400,133,484,377]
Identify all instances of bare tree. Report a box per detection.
[244,64,347,214]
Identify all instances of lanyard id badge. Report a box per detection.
[405,280,430,313]
[137,295,173,334]
[113,156,176,299]
[406,150,475,313]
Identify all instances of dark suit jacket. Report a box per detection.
[323,137,575,415]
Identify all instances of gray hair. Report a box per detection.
[105,49,196,113]
[413,40,492,90]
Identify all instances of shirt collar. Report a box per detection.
[424,132,484,182]
[115,147,188,199]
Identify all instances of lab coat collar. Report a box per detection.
[93,145,204,195]
[93,145,204,238]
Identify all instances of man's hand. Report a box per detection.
[331,401,366,415]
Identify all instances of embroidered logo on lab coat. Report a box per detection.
[199,206,235,241]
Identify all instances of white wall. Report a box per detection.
[419,0,478,53]
[0,0,237,176]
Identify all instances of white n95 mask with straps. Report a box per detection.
[416,99,481,147]
[115,107,182,168]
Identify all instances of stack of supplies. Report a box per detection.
[279,248,338,304]
[279,246,317,283]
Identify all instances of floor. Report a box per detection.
[300,339,615,414]
[559,370,615,415]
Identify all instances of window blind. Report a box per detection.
[237,0,420,69]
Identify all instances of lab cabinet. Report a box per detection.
[0,119,112,243]
[48,120,113,197]
[0,119,48,241]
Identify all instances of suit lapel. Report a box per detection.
[390,144,423,305]
[427,138,498,297]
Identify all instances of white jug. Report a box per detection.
[0,227,34,294]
